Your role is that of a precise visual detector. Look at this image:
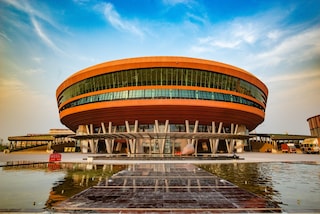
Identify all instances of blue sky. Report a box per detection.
[1,0,319,142]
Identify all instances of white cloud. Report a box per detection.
[102,3,144,38]
[0,78,26,98]
[267,30,282,40]
[162,0,192,6]
[0,78,44,99]
[25,68,45,75]
[3,0,62,32]
[189,9,320,79]
[265,70,320,84]
[72,0,90,5]
[0,32,11,42]
[185,12,208,27]
[30,17,64,54]
[232,22,257,44]
[199,36,241,49]
[189,8,297,54]
[3,0,66,54]
[256,27,320,67]
[190,22,259,52]
[32,57,43,63]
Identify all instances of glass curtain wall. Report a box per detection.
[59,89,265,112]
[58,68,267,107]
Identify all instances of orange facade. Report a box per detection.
[56,56,268,132]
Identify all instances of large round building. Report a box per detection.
[56,56,268,154]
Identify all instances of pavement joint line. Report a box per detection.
[110,175,219,178]
[93,186,236,189]
[54,207,283,211]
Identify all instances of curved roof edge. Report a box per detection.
[57,56,268,97]
[73,56,252,76]
[307,114,320,121]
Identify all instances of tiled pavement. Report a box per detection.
[54,163,281,213]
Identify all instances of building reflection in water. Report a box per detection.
[55,163,280,212]
[1,162,128,209]
[2,161,279,209]
[199,163,281,204]
[45,163,126,208]
[2,161,320,211]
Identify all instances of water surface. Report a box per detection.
[200,162,320,211]
[0,161,319,212]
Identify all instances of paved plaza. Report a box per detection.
[1,152,320,165]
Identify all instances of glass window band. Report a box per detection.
[57,67,267,107]
[59,89,265,113]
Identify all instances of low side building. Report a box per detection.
[8,129,75,152]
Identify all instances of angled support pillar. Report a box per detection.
[235,124,246,153]
[133,120,142,153]
[77,125,89,153]
[154,120,169,154]
[109,122,115,153]
[225,123,239,154]
[191,120,199,146]
[185,120,191,145]
[161,120,169,154]
[154,120,159,154]
[101,122,114,154]
[134,120,138,132]
[149,138,152,155]
[230,124,239,153]
[125,120,137,154]
[154,120,160,133]
[160,120,169,154]
[208,122,215,154]
[209,121,223,154]
[223,127,231,153]
[126,139,130,155]
[116,141,122,152]
[86,124,98,153]
[215,122,223,153]
[171,138,175,156]
[194,139,198,156]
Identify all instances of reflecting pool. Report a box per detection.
[0,163,126,211]
[199,162,320,211]
[0,162,319,212]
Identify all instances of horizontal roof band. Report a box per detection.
[70,132,253,140]
[57,56,268,96]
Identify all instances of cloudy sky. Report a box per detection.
[1,0,319,142]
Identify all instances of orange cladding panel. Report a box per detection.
[59,99,264,131]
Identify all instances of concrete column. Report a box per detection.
[209,121,223,154]
[228,123,239,154]
[154,120,169,154]
[235,124,246,153]
[194,139,198,156]
[185,120,191,145]
[160,120,169,154]
[125,121,136,154]
[77,125,88,153]
[101,122,111,154]
[86,124,97,153]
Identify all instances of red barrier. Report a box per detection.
[48,163,61,170]
[49,153,61,162]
